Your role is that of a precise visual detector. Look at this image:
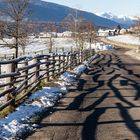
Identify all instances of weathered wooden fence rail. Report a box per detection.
[0,49,94,113]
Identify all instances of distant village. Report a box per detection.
[97,26,134,37]
[32,25,136,39]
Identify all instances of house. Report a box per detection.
[38,32,57,38]
[98,28,120,37]
[120,28,127,34]
[57,33,63,37]
[62,31,74,37]
[97,29,109,37]
[57,31,74,38]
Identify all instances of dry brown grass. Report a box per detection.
[0,106,15,118]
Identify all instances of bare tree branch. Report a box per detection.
[0,0,30,58]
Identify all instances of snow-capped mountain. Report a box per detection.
[96,12,136,27]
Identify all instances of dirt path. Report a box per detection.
[26,48,140,140]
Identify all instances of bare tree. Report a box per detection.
[61,10,79,46]
[0,0,30,58]
[76,19,96,51]
[45,22,57,53]
[86,21,96,49]
[62,10,96,51]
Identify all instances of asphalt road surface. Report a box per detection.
[26,48,140,140]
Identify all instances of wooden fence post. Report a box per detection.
[52,55,55,78]
[0,64,1,74]
[70,53,73,70]
[60,55,63,73]
[58,55,61,74]
[63,53,65,72]
[77,52,80,64]
[31,58,40,84]
[80,51,83,62]
[66,53,69,70]
[84,50,87,61]
[72,52,75,67]
[45,56,50,82]
[92,49,95,56]
[74,52,77,66]
[24,61,28,87]
[87,50,90,59]
[5,62,16,106]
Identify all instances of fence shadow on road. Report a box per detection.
[107,74,135,107]
[67,76,104,111]
[121,75,140,101]
[116,103,140,138]
[26,52,140,140]
[80,92,109,140]
[81,53,140,140]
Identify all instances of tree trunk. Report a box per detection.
[15,37,18,58]
[49,37,52,53]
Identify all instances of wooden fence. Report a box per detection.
[0,49,94,112]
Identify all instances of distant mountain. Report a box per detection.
[27,0,125,28]
[0,0,126,28]
[96,12,136,27]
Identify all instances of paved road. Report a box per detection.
[26,48,140,140]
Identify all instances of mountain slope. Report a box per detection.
[28,0,124,28]
[0,0,124,28]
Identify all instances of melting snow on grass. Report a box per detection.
[95,42,113,51]
[0,87,67,140]
[0,58,95,139]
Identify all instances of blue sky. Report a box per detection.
[43,0,140,16]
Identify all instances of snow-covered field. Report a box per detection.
[0,54,98,140]
[0,37,96,56]
[0,37,76,55]
[107,34,140,45]
[1,34,139,56]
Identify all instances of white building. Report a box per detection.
[98,28,120,37]
[120,28,127,34]
[38,32,57,38]
[62,31,74,37]
[98,29,109,37]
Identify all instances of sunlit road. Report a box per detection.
[26,48,140,140]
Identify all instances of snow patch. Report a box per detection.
[95,42,113,51]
